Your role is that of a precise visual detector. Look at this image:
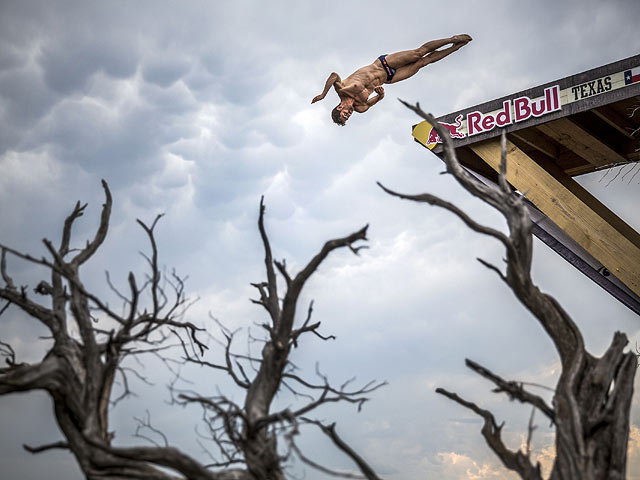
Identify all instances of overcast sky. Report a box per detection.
[1,1,640,479]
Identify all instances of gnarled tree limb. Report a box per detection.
[1,183,383,480]
[388,101,637,480]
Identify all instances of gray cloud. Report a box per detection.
[142,56,192,88]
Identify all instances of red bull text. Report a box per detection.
[413,84,562,149]
[467,85,561,136]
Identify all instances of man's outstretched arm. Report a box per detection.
[312,72,341,103]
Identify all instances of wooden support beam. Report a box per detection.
[593,105,637,140]
[508,128,634,176]
[525,151,640,251]
[456,146,500,183]
[470,139,640,297]
[509,128,560,159]
[537,118,628,168]
[562,164,598,176]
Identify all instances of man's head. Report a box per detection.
[331,102,354,126]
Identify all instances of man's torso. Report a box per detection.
[335,60,387,109]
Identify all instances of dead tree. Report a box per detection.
[0,182,384,480]
[380,105,637,480]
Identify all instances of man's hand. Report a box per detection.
[365,86,385,108]
[311,94,325,103]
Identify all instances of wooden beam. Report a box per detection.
[593,105,637,140]
[537,118,627,168]
[509,125,634,176]
[564,164,601,176]
[509,128,560,159]
[525,150,640,251]
[470,139,640,297]
[456,146,500,183]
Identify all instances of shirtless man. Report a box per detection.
[312,35,472,125]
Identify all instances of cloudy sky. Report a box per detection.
[1,1,639,479]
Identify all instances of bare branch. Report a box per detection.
[133,410,169,448]
[304,419,384,480]
[288,435,368,479]
[274,259,292,288]
[0,248,15,290]
[476,257,508,282]
[465,359,555,422]
[0,356,60,394]
[526,407,536,459]
[60,200,87,257]
[0,338,16,368]
[0,282,58,332]
[397,98,426,118]
[86,438,227,480]
[293,225,369,290]
[0,241,124,327]
[23,441,70,454]
[258,197,280,325]
[136,214,165,318]
[71,179,112,266]
[255,377,385,431]
[436,388,542,480]
[377,182,511,248]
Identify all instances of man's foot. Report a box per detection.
[453,34,472,43]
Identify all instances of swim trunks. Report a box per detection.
[378,55,396,82]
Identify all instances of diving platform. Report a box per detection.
[412,55,640,314]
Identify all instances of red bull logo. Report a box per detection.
[427,114,466,144]
[412,114,466,150]
[411,84,563,149]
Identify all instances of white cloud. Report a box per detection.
[435,451,515,480]
[629,425,640,480]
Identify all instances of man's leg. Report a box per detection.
[383,35,470,69]
[422,39,469,64]
[387,38,470,84]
